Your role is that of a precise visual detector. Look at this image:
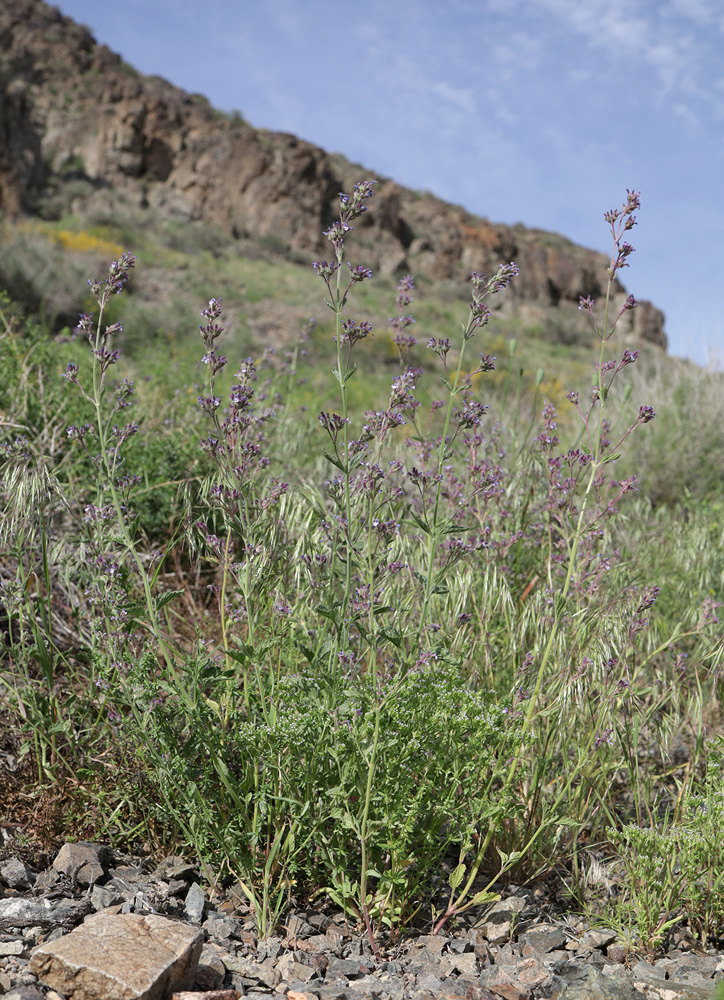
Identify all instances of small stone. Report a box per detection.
[276,955,315,984]
[29,910,203,1000]
[196,942,228,989]
[578,928,617,950]
[203,915,238,942]
[90,885,125,911]
[33,870,60,892]
[0,860,35,890]
[414,935,448,955]
[326,956,360,979]
[448,938,469,954]
[417,972,444,993]
[171,992,239,1000]
[0,896,91,929]
[519,926,568,956]
[3,988,46,1000]
[183,882,206,925]
[0,940,25,956]
[53,843,111,887]
[606,943,628,964]
[439,953,477,977]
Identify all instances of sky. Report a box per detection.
[54,0,724,365]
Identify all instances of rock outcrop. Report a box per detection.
[0,0,666,349]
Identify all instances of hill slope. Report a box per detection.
[0,0,666,352]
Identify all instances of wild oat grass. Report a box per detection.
[0,186,722,953]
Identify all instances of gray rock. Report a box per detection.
[578,928,618,950]
[0,861,35,891]
[630,959,668,984]
[194,942,227,990]
[32,870,60,892]
[475,895,525,945]
[276,953,315,983]
[29,910,203,1000]
[3,988,46,1000]
[0,941,25,957]
[327,956,361,978]
[203,915,238,942]
[52,843,112,887]
[90,885,124,911]
[416,971,444,993]
[183,882,206,925]
[519,925,568,955]
[438,951,477,977]
[550,964,647,1000]
[412,935,448,955]
[0,896,91,929]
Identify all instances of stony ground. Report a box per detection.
[0,840,723,1000]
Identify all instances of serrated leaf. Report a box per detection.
[409,511,430,535]
[315,604,339,623]
[377,626,403,648]
[155,589,185,612]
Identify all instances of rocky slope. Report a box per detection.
[0,0,666,350]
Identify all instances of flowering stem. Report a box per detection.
[417,338,469,648]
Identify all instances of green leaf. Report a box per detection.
[470,889,500,907]
[155,589,185,612]
[323,451,346,472]
[449,863,466,890]
[601,452,621,464]
[316,603,340,624]
[377,626,403,648]
[409,512,430,535]
[344,364,357,383]
[432,583,449,595]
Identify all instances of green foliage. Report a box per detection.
[1,186,724,955]
[606,735,724,949]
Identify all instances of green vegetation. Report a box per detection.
[0,184,723,957]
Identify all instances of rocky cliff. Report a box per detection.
[0,0,666,349]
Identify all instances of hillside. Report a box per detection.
[0,0,667,355]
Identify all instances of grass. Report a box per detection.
[1,184,723,957]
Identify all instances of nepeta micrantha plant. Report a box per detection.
[61,253,169,681]
[310,183,523,945]
[192,298,291,724]
[518,191,658,726]
[312,182,518,672]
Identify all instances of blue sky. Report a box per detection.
[55,0,724,364]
